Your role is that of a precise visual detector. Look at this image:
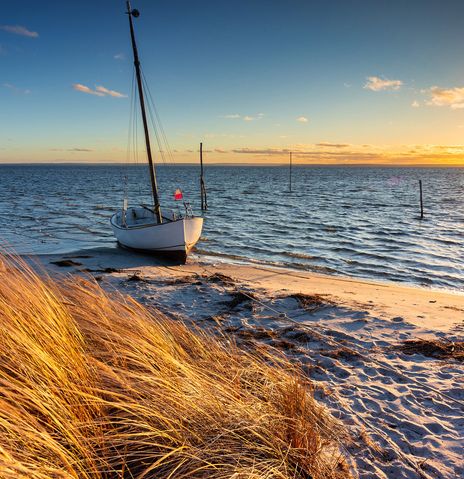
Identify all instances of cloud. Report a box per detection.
[316,142,349,148]
[243,113,265,121]
[95,85,126,98]
[119,143,464,166]
[296,116,309,123]
[230,147,388,163]
[0,25,38,38]
[221,113,264,121]
[411,100,420,108]
[3,83,30,94]
[427,86,464,109]
[232,148,291,155]
[364,76,402,91]
[50,148,93,152]
[72,83,126,98]
[73,83,104,96]
[226,143,464,165]
[114,53,125,60]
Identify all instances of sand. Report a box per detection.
[32,247,464,479]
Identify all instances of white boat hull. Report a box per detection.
[110,207,203,260]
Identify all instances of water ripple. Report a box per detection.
[0,164,462,291]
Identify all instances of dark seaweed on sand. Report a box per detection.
[398,339,464,362]
[290,293,335,313]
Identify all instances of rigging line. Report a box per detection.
[125,68,136,202]
[139,67,171,164]
[133,74,142,198]
[140,67,176,165]
[139,72,168,166]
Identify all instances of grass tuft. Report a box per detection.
[0,254,352,478]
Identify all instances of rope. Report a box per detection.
[140,67,176,166]
[124,69,136,205]
[140,72,167,166]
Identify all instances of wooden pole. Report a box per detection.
[419,179,424,219]
[200,142,207,210]
[289,151,292,192]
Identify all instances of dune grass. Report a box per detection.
[0,254,352,478]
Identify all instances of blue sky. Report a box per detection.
[2,0,464,164]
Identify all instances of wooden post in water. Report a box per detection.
[419,179,424,219]
[289,151,292,192]
[200,142,208,211]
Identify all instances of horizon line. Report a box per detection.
[0,161,463,168]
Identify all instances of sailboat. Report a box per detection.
[111,2,203,262]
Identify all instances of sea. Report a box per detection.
[0,164,462,291]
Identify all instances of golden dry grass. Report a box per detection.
[0,254,352,479]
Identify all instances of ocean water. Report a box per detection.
[0,164,463,290]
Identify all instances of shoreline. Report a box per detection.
[33,246,464,333]
[28,244,464,293]
[198,250,464,294]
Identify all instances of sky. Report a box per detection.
[2,0,464,165]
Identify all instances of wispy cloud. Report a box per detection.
[72,83,126,98]
[226,143,464,165]
[427,86,464,109]
[411,100,420,108]
[316,142,350,148]
[232,148,291,155]
[3,83,30,94]
[221,113,264,121]
[364,76,402,91]
[50,148,93,152]
[73,83,104,96]
[167,143,464,165]
[296,116,309,123]
[95,85,126,98]
[113,53,125,60]
[0,25,38,38]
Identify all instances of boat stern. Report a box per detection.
[184,216,204,253]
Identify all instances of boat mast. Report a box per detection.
[126,1,162,223]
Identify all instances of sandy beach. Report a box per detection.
[32,248,463,479]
